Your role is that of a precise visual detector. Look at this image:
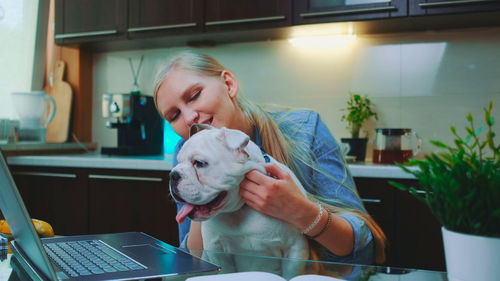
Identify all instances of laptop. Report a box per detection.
[0,153,220,280]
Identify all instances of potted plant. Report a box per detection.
[390,101,500,281]
[341,93,378,162]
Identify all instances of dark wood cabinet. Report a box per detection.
[204,0,291,32]
[54,0,127,44]
[127,0,203,39]
[355,177,445,271]
[410,0,500,16]
[396,186,445,271]
[293,0,407,25]
[87,169,178,246]
[355,178,396,266]
[55,0,292,46]
[10,166,89,236]
[9,165,178,246]
[54,0,500,48]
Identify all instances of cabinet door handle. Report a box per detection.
[205,15,286,26]
[419,0,496,8]
[55,29,118,39]
[12,171,77,179]
[88,174,163,182]
[300,6,397,18]
[361,198,382,204]
[128,22,197,33]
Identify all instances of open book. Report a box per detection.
[187,271,344,281]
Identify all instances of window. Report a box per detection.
[0,0,47,119]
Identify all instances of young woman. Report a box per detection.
[153,51,386,265]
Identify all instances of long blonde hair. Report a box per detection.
[153,50,386,264]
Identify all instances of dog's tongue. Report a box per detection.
[176,203,195,223]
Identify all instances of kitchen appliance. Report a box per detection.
[101,93,163,155]
[373,128,422,164]
[11,91,56,143]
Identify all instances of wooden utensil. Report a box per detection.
[46,60,73,143]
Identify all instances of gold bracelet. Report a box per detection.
[308,211,332,239]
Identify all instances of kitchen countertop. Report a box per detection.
[6,153,417,179]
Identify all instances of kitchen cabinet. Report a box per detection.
[409,0,500,16]
[10,166,89,236]
[355,178,396,267]
[355,177,445,271]
[54,0,127,45]
[396,185,445,271]
[54,0,500,49]
[9,165,178,246]
[127,0,203,40]
[87,168,178,246]
[204,0,291,32]
[293,0,407,25]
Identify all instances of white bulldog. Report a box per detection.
[170,125,309,273]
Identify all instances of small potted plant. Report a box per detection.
[341,93,378,162]
[390,101,500,281]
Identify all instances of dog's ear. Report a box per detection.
[189,123,214,138]
[217,127,250,151]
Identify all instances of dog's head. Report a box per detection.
[170,126,266,223]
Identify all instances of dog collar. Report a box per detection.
[261,149,270,163]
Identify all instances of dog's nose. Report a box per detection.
[170,171,181,192]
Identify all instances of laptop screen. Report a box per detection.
[0,153,58,280]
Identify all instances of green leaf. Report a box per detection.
[467,113,473,123]
[475,124,484,137]
[485,108,492,125]
[464,135,472,144]
[466,127,475,137]
[388,180,408,191]
[450,126,457,135]
[431,140,448,149]
[489,117,495,127]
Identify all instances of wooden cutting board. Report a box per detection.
[47,61,73,143]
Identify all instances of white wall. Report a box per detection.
[92,26,500,161]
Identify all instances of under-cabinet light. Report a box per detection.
[288,34,356,49]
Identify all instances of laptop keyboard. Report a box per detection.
[44,240,145,278]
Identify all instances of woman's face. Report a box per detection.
[156,67,240,139]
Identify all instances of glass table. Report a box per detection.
[180,249,447,281]
[1,249,448,281]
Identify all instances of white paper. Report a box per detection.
[186,272,345,281]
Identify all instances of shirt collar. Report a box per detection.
[254,126,270,163]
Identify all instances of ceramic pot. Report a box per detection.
[340,138,367,162]
[442,227,500,281]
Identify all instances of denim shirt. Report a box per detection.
[172,110,375,264]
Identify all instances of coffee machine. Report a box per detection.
[101,93,163,155]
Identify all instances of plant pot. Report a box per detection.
[340,138,367,162]
[442,227,500,281]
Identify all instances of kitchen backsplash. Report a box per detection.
[92,26,500,161]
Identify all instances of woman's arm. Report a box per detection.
[186,221,203,249]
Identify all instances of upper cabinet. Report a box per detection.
[293,0,407,25]
[204,0,291,32]
[410,0,500,16]
[127,0,203,39]
[55,0,127,44]
[54,0,500,48]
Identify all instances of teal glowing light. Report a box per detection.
[163,120,182,155]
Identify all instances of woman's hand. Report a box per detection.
[239,163,319,230]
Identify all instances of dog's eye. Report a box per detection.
[193,160,207,168]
